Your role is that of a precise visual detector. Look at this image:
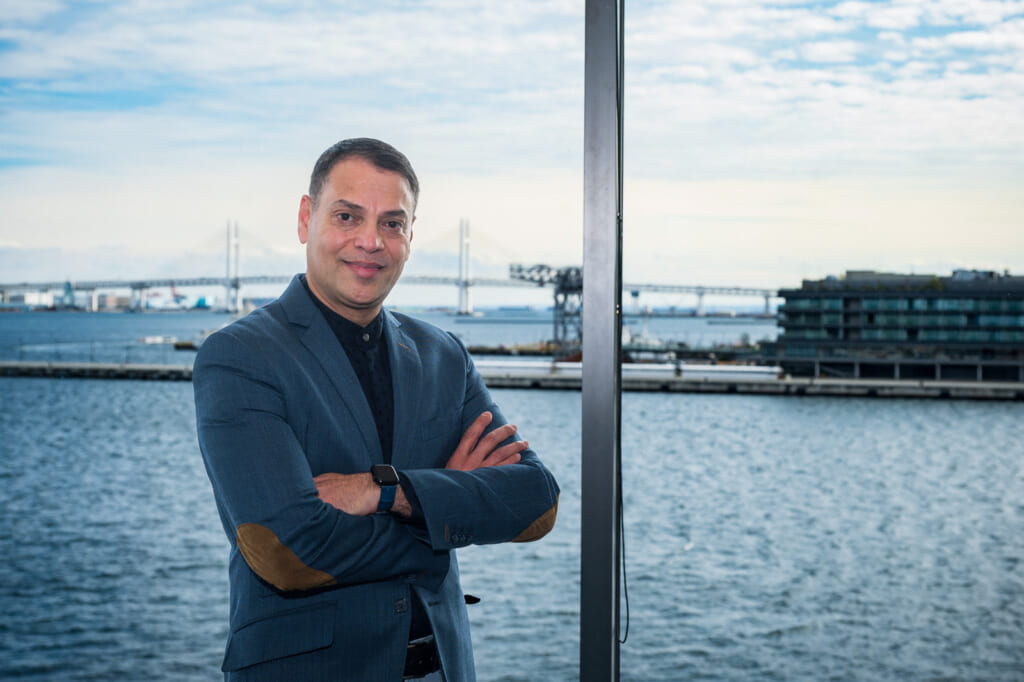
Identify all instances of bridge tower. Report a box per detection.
[225,221,241,313]
[130,284,145,311]
[457,218,473,315]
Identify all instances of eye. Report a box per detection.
[335,212,354,222]
[383,219,405,232]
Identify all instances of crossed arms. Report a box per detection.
[194,321,559,594]
[313,411,528,517]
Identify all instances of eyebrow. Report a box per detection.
[329,198,409,220]
[329,199,363,212]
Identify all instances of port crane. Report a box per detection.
[509,263,584,353]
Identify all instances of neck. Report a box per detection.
[303,275,380,327]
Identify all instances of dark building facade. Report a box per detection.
[762,270,1024,382]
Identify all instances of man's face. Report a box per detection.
[298,156,415,325]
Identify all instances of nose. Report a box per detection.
[353,220,383,252]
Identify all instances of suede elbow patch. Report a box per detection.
[512,499,558,543]
[236,523,337,592]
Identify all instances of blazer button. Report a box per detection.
[395,597,409,613]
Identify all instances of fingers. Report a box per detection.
[478,440,527,468]
[473,423,518,458]
[462,423,517,470]
[447,412,493,470]
[461,411,493,451]
[446,412,528,471]
[313,472,339,498]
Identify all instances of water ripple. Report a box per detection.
[2,355,1022,680]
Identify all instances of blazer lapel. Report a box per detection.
[280,277,381,464]
[386,312,423,470]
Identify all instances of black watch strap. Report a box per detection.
[371,464,399,513]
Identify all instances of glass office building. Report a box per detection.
[762,270,1024,382]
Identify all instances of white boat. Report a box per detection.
[139,335,178,345]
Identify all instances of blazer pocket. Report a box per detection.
[222,603,335,672]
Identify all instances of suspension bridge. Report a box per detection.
[0,220,778,317]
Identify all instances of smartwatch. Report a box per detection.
[371,464,399,513]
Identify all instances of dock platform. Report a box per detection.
[2,359,1022,400]
[474,360,1024,400]
[0,360,193,381]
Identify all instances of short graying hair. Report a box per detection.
[308,138,419,208]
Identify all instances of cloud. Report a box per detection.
[800,39,863,62]
[1,0,1023,294]
[622,173,1024,287]
[862,3,923,30]
[0,0,62,24]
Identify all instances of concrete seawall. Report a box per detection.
[480,370,1024,400]
[3,359,1022,400]
[474,360,1024,400]
[0,361,193,381]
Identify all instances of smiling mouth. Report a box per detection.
[345,260,385,277]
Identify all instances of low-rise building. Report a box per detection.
[762,270,1024,382]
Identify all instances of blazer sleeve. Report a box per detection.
[400,335,560,551]
[194,327,449,594]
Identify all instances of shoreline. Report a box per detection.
[3,359,1021,401]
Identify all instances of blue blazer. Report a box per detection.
[193,276,559,681]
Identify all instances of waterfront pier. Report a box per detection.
[3,359,1021,400]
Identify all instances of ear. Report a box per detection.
[408,215,415,244]
[297,195,313,244]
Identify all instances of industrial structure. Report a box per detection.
[762,270,1024,382]
[509,263,584,351]
[510,262,777,354]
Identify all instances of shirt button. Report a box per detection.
[362,333,370,342]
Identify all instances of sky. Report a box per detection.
[1,0,1022,308]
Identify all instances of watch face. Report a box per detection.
[371,465,399,486]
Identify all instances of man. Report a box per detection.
[193,138,559,681]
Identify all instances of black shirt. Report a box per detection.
[302,276,395,463]
[300,276,434,646]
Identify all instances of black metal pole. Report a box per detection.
[580,0,623,680]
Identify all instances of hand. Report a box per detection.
[313,472,377,516]
[446,411,528,472]
[313,472,411,518]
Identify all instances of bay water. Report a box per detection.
[1,311,1021,680]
